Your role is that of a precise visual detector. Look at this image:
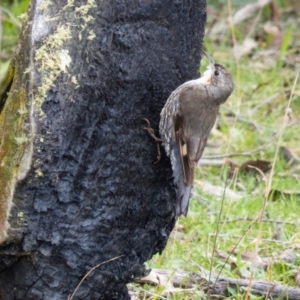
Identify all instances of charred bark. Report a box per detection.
[0,0,206,299]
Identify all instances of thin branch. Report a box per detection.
[219,217,299,227]
[68,254,124,300]
[249,92,280,115]
[152,268,300,300]
[203,121,300,159]
[222,106,262,131]
[212,233,291,244]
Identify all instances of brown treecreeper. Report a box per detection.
[144,52,234,216]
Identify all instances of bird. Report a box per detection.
[159,51,234,216]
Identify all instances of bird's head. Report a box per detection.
[201,51,234,104]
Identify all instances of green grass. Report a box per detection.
[140,0,300,299]
[0,0,29,73]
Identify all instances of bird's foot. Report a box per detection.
[143,118,162,142]
[143,118,162,164]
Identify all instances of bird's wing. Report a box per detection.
[160,88,192,216]
[173,115,207,216]
[160,84,215,216]
[174,114,208,186]
[174,86,211,186]
[159,89,180,156]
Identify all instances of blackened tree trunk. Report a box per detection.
[0,0,206,299]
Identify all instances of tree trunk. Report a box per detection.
[0,0,206,299]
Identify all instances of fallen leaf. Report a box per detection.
[194,180,243,201]
[170,230,185,241]
[264,23,280,36]
[239,159,271,175]
[138,270,174,290]
[233,0,272,24]
[238,251,267,270]
[138,269,194,296]
[173,224,185,233]
[128,290,140,300]
[263,23,283,50]
[233,38,257,59]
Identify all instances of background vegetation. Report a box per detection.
[142,0,300,298]
[0,0,29,72]
[1,0,300,299]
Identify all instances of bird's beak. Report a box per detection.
[203,51,215,69]
[203,51,215,83]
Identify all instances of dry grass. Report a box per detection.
[136,0,300,299]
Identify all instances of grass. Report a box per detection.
[1,0,300,299]
[138,0,300,299]
[0,0,29,73]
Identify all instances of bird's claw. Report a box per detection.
[143,118,162,142]
[143,118,162,164]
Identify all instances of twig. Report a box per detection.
[132,287,171,299]
[203,121,300,159]
[152,268,300,299]
[249,92,280,115]
[222,106,262,130]
[198,158,225,166]
[211,233,291,244]
[219,217,298,227]
[68,254,124,300]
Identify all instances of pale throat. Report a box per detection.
[196,65,213,84]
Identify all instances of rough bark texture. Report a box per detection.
[0,0,206,299]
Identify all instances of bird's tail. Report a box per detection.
[176,180,192,216]
[170,145,192,217]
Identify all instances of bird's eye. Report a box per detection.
[214,70,219,76]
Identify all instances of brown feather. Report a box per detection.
[159,60,234,217]
[175,87,218,186]
[175,116,187,184]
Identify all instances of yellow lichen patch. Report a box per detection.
[87,30,96,41]
[40,0,52,12]
[0,0,99,245]
[18,107,28,115]
[75,0,96,15]
[66,0,96,30]
[35,168,43,177]
[35,25,72,112]
[0,87,31,244]
[58,50,72,72]
[14,136,30,144]
[34,0,98,110]
[71,75,79,89]
[23,67,32,74]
